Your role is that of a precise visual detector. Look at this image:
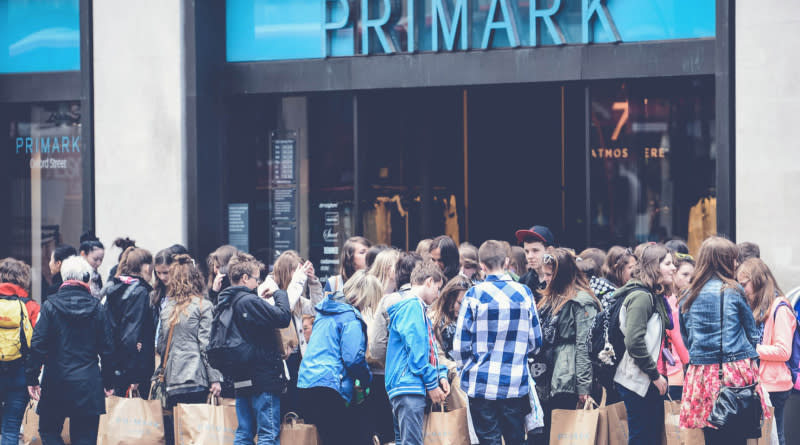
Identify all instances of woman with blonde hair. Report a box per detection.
[737,257,794,445]
[369,248,400,295]
[156,254,222,445]
[679,237,768,445]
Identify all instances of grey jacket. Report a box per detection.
[157,297,222,395]
[550,290,599,397]
[369,283,413,369]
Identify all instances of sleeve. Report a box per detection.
[527,287,542,354]
[369,298,389,365]
[156,306,169,358]
[436,338,459,381]
[98,306,117,390]
[757,303,796,362]
[286,269,308,312]
[668,309,690,365]
[241,290,292,332]
[575,300,598,395]
[453,289,476,370]
[26,300,40,327]
[679,305,691,353]
[25,303,49,386]
[341,318,372,386]
[308,278,324,306]
[399,302,440,390]
[198,301,223,383]
[623,291,660,381]
[118,288,149,375]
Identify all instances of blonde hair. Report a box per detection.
[343,270,383,320]
[737,258,785,324]
[369,249,400,293]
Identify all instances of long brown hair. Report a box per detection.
[339,236,371,282]
[205,245,238,288]
[603,246,636,287]
[166,254,206,325]
[430,275,471,346]
[632,244,671,296]
[681,236,740,313]
[541,248,600,314]
[116,247,153,278]
[273,250,301,291]
[737,258,785,324]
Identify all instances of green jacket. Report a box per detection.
[619,281,669,382]
[550,290,600,397]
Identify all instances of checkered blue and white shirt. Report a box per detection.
[454,273,542,400]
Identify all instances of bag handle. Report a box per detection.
[126,387,141,398]
[159,316,179,381]
[206,394,220,406]
[283,412,303,426]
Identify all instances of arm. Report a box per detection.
[308,278,324,306]
[98,306,117,390]
[198,301,223,383]
[156,305,169,357]
[453,290,476,369]
[241,290,292,331]
[341,318,372,386]
[623,291,660,381]
[757,304,796,362]
[400,302,440,390]
[736,289,760,349]
[286,267,308,312]
[574,300,598,395]
[25,303,50,386]
[369,297,390,364]
[668,309,690,365]
[527,288,543,354]
[679,306,691,352]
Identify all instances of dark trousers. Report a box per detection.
[703,426,747,445]
[165,390,208,445]
[356,374,394,444]
[469,395,530,445]
[770,390,790,445]
[527,393,578,445]
[617,383,664,445]
[281,351,302,417]
[39,411,99,445]
[299,387,353,444]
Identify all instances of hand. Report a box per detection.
[428,387,446,404]
[104,388,115,397]
[130,383,139,391]
[653,375,668,396]
[439,378,450,397]
[136,342,142,352]
[303,261,316,280]
[209,382,222,397]
[28,385,41,401]
[578,394,591,406]
[260,285,275,299]
[212,273,225,292]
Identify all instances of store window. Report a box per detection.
[589,78,716,251]
[0,102,88,301]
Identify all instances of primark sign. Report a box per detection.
[226,0,715,62]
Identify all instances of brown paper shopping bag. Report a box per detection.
[97,391,165,445]
[662,396,704,445]
[423,404,471,445]
[174,395,237,445]
[21,400,70,445]
[549,399,600,445]
[604,399,629,445]
[279,412,321,445]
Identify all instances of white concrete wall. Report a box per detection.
[93,1,186,275]
[736,1,800,292]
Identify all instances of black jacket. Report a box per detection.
[219,285,291,395]
[44,272,63,304]
[25,283,115,416]
[105,277,156,387]
[519,270,545,303]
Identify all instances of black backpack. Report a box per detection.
[588,284,647,387]
[207,293,256,373]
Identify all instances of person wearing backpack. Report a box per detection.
[0,258,39,445]
[613,244,675,445]
[214,253,291,445]
[737,257,796,445]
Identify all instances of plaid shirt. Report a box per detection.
[454,274,542,400]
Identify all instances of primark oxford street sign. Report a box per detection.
[226,0,715,62]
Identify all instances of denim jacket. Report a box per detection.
[679,278,759,365]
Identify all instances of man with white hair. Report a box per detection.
[25,255,116,445]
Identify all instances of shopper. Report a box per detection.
[737,241,760,263]
[454,241,542,445]
[79,233,105,299]
[107,237,137,281]
[217,253,291,445]
[509,246,528,279]
[592,246,637,305]
[324,236,371,294]
[679,237,768,445]
[366,244,390,269]
[157,254,222,445]
[46,244,77,300]
[206,244,238,305]
[737,257,794,445]
[578,247,606,281]
[105,246,155,397]
[429,235,461,280]
[0,258,38,445]
[530,248,600,442]
[26,256,115,445]
[613,244,674,445]
[665,253,693,400]
[458,242,481,283]
[515,225,556,303]
[369,248,400,294]
[386,260,449,445]
[430,275,472,367]
[297,271,373,444]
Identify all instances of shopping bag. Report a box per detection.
[279,412,320,445]
[604,399,629,445]
[423,404,471,445]
[662,395,704,445]
[746,406,775,445]
[97,390,165,445]
[525,374,544,432]
[173,395,237,445]
[20,400,71,445]
[549,398,600,445]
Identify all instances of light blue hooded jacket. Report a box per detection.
[297,293,371,403]
[385,296,448,400]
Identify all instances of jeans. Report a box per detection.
[469,395,529,445]
[39,412,99,445]
[235,391,281,445]
[770,390,790,445]
[0,362,29,445]
[391,394,426,445]
[616,383,664,445]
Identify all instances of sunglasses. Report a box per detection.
[543,254,555,265]
[675,252,694,261]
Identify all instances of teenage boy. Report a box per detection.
[515,224,556,303]
[385,261,450,445]
[217,253,292,445]
[454,240,542,445]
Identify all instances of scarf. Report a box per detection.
[0,283,28,298]
[60,280,91,292]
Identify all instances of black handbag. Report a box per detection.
[706,288,763,438]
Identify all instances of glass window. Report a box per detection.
[0,102,88,300]
[589,78,716,250]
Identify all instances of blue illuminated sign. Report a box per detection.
[227,0,715,62]
[0,0,80,73]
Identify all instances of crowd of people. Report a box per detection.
[0,227,795,445]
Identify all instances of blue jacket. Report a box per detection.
[680,278,759,365]
[297,293,371,403]
[385,296,448,400]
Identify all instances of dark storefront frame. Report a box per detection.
[185,0,735,259]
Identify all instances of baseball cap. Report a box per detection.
[515,225,556,246]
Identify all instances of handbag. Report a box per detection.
[707,288,763,438]
[150,318,178,410]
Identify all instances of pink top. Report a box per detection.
[666,295,690,385]
[757,297,796,392]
